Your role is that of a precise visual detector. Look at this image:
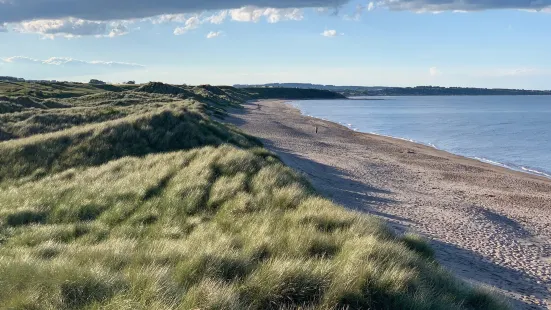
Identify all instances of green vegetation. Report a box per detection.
[242,87,347,99]
[236,83,551,96]
[0,80,121,99]
[0,81,506,309]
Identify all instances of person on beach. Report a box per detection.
[316,126,318,133]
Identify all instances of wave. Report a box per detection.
[474,157,511,169]
[474,157,551,178]
[521,167,551,178]
[368,131,438,149]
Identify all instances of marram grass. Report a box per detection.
[0,82,507,309]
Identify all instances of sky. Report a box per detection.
[0,0,550,89]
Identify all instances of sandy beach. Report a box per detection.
[227,100,551,309]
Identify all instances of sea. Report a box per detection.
[289,96,551,179]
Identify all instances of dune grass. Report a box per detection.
[0,146,506,309]
[0,101,259,184]
[0,83,249,143]
[0,82,507,309]
[0,81,115,99]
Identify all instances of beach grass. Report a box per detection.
[0,81,508,309]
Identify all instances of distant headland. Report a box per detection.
[234,83,551,96]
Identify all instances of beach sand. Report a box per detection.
[227,100,551,309]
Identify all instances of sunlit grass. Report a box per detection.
[0,82,507,309]
[0,145,507,309]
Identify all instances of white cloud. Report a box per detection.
[204,11,229,24]
[376,0,551,13]
[2,56,145,69]
[107,24,129,38]
[429,67,442,76]
[1,4,310,38]
[321,29,339,37]
[170,7,303,35]
[173,27,187,35]
[264,8,304,23]
[229,6,304,23]
[343,1,378,19]
[150,14,189,24]
[368,2,376,11]
[315,7,331,13]
[0,0,347,24]
[344,4,367,21]
[13,18,130,39]
[173,15,201,35]
[229,7,265,22]
[206,31,223,39]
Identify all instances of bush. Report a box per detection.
[89,79,106,85]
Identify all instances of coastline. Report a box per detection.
[227,99,551,309]
[286,99,551,183]
[329,120,551,180]
[287,99,551,180]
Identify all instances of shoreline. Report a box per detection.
[322,116,551,180]
[287,99,551,181]
[286,99,551,183]
[228,99,551,309]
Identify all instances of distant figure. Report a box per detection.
[257,104,261,110]
[315,126,318,134]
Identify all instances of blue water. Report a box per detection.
[289,96,551,178]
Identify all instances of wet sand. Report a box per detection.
[227,100,551,309]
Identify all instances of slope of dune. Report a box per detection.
[0,81,506,309]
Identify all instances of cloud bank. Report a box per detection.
[1,0,549,25]
[1,56,145,69]
[377,0,551,12]
[167,7,304,36]
[13,18,130,38]
[229,6,304,23]
[2,0,549,39]
[0,0,348,24]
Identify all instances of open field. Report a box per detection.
[0,82,506,309]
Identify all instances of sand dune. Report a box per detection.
[228,100,551,310]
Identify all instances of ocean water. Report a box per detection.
[289,96,551,178]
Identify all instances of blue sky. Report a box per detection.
[1,0,550,89]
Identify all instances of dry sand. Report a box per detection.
[227,100,551,310]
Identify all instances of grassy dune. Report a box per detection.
[0,82,506,309]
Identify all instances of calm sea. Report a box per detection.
[289,96,551,178]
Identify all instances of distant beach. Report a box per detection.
[228,100,551,309]
[289,96,551,180]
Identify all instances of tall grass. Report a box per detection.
[0,101,259,183]
[0,145,506,309]
[0,82,507,309]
